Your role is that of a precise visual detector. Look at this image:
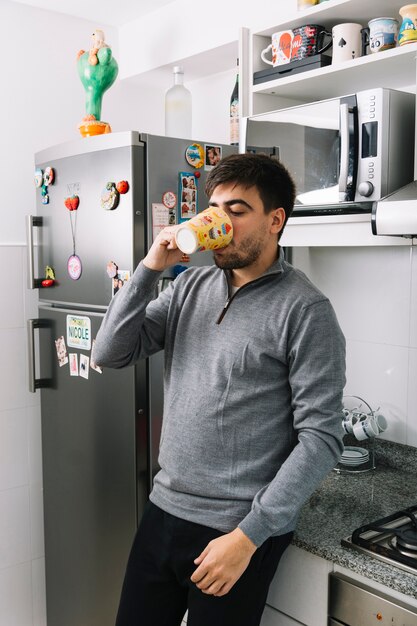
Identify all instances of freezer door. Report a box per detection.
[142,133,237,270]
[38,305,148,626]
[36,143,145,307]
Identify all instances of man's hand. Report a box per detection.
[143,225,184,272]
[190,528,257,597]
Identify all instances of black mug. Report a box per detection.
[290,24,332,62]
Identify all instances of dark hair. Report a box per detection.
[205,152,296,231]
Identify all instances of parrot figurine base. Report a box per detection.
[78,115,111,137]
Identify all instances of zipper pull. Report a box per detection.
[217,298,231,325]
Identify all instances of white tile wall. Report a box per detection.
[409,248,417,349]
[291,245,417,446]
[407,348,417,447]
[0,245,44,626]
[0,562,33,626]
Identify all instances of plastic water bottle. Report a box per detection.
[165,66,192,139]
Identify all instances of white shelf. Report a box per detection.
[248,0,417,108]
[280,214,416,247]
[255,0,405,37]
[253,43,417,102]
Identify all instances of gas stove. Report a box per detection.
[342,505,417,575]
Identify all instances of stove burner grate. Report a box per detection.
[343,504,417,573]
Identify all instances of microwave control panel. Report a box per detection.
[355,88,415,202]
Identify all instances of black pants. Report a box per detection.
[115,501,293,626]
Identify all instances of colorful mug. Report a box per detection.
[175,207,233,254]
[367,17,399,52]
[398,4,417,45]
[261,30,294,66]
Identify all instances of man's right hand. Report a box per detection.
[143,225,185,272]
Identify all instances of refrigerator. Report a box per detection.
[27,131,237,626]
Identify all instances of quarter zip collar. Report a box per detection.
[217,247,287,324]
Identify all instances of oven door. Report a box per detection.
[244,95,365,215]
[328,572,417,625]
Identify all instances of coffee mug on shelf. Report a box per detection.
[331,22,367,64]
[261,30,294,66]
[366,17,399,53]
[291,24,332,61]
[398,4,417,45]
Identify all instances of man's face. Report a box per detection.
[208,182,278,271]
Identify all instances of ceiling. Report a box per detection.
[8,0,175,26]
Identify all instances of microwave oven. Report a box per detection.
[243,88,415,216]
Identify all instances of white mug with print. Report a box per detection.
[332,23,365,64]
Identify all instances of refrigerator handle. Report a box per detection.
[27,318,50,393]
[26,215,43,289]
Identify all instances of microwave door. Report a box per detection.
[339,95,359,202]
[245,101,342,208]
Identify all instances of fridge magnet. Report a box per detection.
[112,270,130,297]
[185,143,204,169]
[43,167,55,186]
[55,336,69,367]
[67,254,82,280]
[76,29,118,137]
[67,314,91,350]
[116,180,129,194]
[101,182,120,210]
[152,203,176,241]
[106,260,118,278]
[41,187,49,204]
[64,195,80,211]
[91,340,103,374]
[79,354,90,380]
[162,190,177,209]
[69,353,79,376]
[42,265,56,288]
[178,172,197,221]
[66,195,82,279]
[34,168,43,188]
[204,145,222,171]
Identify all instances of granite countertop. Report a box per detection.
[293,439,417,599]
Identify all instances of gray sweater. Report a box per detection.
[93,250,346,547]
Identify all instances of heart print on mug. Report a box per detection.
[261,30,294,66]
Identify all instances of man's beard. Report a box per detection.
[213,236,264,270]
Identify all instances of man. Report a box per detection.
[93,153,346,626]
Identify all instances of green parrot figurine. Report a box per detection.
[76,29,118,134]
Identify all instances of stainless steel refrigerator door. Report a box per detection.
[38,304,147,626]
[143,134,237,482]
[35,141,145,308]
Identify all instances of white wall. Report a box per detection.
[292,246,417,447]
